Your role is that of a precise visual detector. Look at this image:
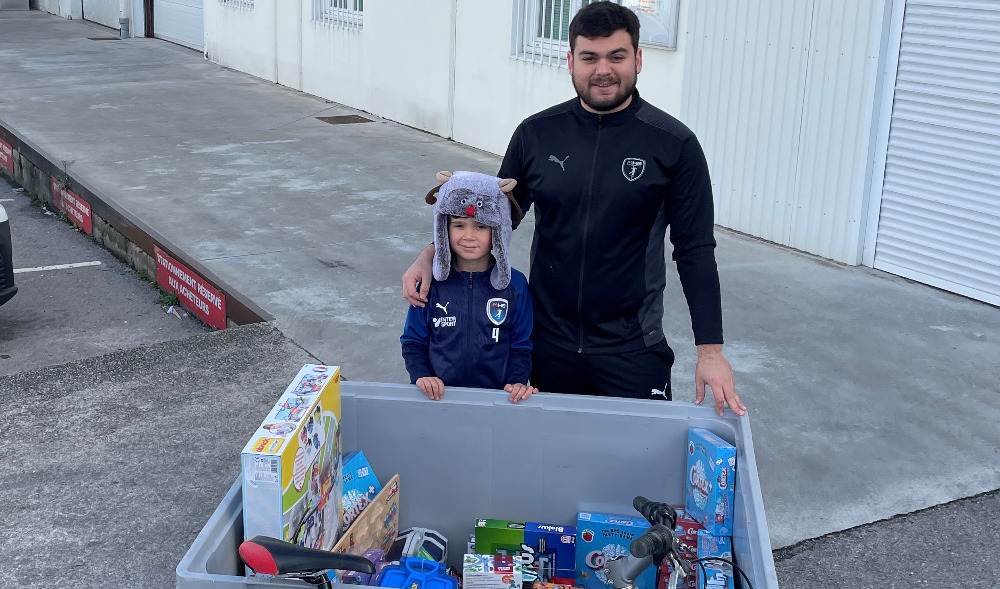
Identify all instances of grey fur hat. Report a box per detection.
[424,171,523,290]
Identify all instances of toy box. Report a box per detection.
[658,508,704,589]
[241,364,343,551]
[335,474,400,556]
[685,428,736,536]
[695,531,735,589]
[386,527,449,563]
[342,549,386,585]
[343,450,383,529]
[462,554,523,589]
[474,519,576,584]
[574,512,655,589]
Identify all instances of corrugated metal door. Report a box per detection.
[153,0,203,51]
[874,0,1000,306]
[82,0,121,29]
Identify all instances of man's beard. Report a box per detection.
[573,72,636,113]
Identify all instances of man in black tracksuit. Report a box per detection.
[404,2,745,415]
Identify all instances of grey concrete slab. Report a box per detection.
[0,10,998,554]
[0,323,318,589]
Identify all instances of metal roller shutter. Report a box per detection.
[153,0,204,51]
[874,0,1000,306]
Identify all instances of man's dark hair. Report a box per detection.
[568,1,640,53]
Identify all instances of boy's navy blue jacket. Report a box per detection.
[400,265,533,389]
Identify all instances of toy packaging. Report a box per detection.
[241,364,343,551]
[378,557,458,589]
[342,549,387,585]
[343,450,384,529]
[463,554,523,589]
[386,527,449,563]
[330,474,399,583]
[658,508,704,589]
[334,474,400,556]
[474,519,576,584]
[685,428,737,536]
[695,531,735,589]
[574,512,655,589]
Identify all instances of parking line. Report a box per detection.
[14,261,103,274]
[0,199,13,202]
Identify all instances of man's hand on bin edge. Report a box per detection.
[694,344,746,416]
[505,383,538,403]
[403,244,435,307]
[416,377,444,401]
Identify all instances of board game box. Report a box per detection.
[241,364,343,551]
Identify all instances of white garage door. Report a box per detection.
[873,0,1000,306]
[82,0,121,30]
[154,0,204,51]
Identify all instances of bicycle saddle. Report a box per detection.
[239,535,378,576]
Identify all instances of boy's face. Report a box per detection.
[449,216,492,264]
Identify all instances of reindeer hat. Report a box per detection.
[424,171,523,290]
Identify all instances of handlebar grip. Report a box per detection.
[629,524,676,559]
[633,496,678,528]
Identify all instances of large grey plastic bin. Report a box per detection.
[177,382,778,589]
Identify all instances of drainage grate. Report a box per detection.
[88,37,120,41]
[316,115,374,125]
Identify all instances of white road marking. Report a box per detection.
[14,261,102,274]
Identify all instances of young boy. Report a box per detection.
[400,171,537,403]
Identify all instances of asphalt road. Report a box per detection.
[0,178,207,374]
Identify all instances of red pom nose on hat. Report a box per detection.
[465,205,476,217]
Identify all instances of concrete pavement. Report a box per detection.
[0,8,998,557]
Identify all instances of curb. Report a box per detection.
[0,119,273,328]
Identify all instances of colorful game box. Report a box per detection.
[343,450,383,529]
[341,549,386,585]
[330,474,400,583]
[658,508,704,589]
[462,554,523,589]
[241,364,343,551]
[474,519,576,584]
[695,531,735,589]
[574,512,655,589]
[685,428,736,536]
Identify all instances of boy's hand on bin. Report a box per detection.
[505,383,538,403]
[416,377,445,401]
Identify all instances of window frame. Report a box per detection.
[510,0,680,67]
[313,0,363,29]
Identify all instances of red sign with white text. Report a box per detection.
[0,138,14,173]
[154,246,227,330]
[50,176,93,235]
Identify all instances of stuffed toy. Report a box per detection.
[424,171,523,290]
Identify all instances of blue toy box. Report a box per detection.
[574,512,655,589]
[685,428,736,536]
[343,450,383,529]
[696,531,735,589]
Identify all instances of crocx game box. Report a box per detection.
[695,531,735,589]
[241,364,343,551]
[574,512,655,589]
[474,519,576,584]
[685,428,736,536]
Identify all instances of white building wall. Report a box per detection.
[33,0,81,19]
[682,0,892,264]
[301,2,454,138]
[205,1,276,82]
[203,1,686,156]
